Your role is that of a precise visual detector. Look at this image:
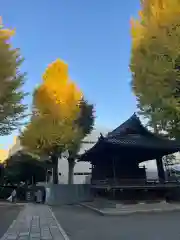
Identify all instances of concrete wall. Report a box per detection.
[45,184,93,205]
[57,127,110,184]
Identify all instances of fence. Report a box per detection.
[44,184,93,205]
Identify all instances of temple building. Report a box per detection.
[79,114,180,185]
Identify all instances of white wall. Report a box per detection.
[58,156,68,184]
[73,162,92,184]
[58,156,92,184]
[58,126,110,184]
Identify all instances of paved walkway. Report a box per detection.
[53,205,180,240]
[0,204,69,240]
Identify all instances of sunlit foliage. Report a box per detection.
[130,0,180,137]
[0,17,27,135]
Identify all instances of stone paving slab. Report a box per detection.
[0,204,69,240]
[80,202,180,216]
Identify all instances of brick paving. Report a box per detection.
[0,204,69,240]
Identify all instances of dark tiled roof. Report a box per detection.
[106,135,179,151]
[108,113,156,138]
[106,113,179,150]
[79,113,180,162]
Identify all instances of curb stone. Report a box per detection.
[0,201,26,206]
[80,203,105,215]
[79,203,180,216]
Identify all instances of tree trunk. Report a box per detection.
[68,158,75,185]
[156,157,165,183]
[51,154,59,184]
[153,123,165,183]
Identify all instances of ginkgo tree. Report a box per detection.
[67,98,95,184]
[20,59,95,184]
[130,0,180,138]
[0,17,27,135]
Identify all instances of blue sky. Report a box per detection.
[1,0,140,149]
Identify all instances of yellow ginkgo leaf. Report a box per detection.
[43,59,68,85]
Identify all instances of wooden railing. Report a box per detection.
[91,178,147,186]
[91,178,180,186]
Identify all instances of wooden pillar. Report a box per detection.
[156,157,165,183]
